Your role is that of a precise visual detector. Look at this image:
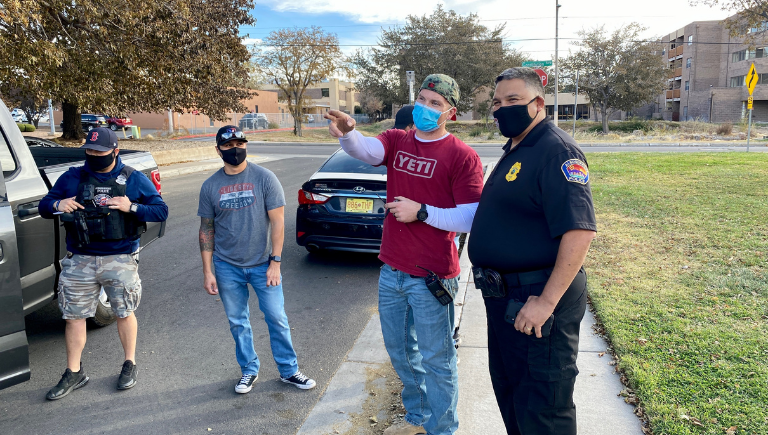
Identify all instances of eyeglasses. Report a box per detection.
[219,131,246,141]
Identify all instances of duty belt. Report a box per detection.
[472,266,553,298]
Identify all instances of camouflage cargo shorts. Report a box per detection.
[57,253,142,320]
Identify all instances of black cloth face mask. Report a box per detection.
[218,145,247,166]
[86,150,116,171]
[494,97,539,138]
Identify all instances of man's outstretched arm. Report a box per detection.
[199,217,218,295]
[325,109,385,165]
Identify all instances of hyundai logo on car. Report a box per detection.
[353,186,366,193]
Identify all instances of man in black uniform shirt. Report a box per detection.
[468,67,597,435]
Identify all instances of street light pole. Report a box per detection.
[554,1,561,127]
[572,70,579,137]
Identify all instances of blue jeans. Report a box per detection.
[378,264,459,435]
[214,256,299,378]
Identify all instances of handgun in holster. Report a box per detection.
[472,266,506,298]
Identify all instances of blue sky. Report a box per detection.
[243,0,731,59]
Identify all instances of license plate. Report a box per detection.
[346,198,374,213]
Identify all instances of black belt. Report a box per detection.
[501,268,553,287]
[390,267,423,279]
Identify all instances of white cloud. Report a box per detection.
[257,0,732,56]
[241,38,263,46]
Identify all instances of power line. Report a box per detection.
[240,15,681,31]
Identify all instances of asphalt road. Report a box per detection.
[0,158,384,435]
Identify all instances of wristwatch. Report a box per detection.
[269,255,281,263]
[417,204,429,222]
[129,203,139,213]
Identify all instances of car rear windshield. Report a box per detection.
[318,151,387,175]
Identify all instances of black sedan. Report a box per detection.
[60,114,108,132]
[296,149,387,253]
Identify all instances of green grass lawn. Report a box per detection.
[586,153,768,435]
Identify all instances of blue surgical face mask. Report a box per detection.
[412,102,452,132]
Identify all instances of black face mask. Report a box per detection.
[86,150,116,171]
[219,145,247,166]
[494,97,539,138]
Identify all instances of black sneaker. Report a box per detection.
[117,360,138,390]
[46,366,89,400]
[235,374,258,394]
[280,371,316,390]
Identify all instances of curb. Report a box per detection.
[170,126,326,140]
[158,156,270,179]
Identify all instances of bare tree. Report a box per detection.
[359,89,383,117]
[562,24,667,133]
[253,27,346,136]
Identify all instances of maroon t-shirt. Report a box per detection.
[376,129,484,278]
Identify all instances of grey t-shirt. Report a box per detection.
[197,162,285,268]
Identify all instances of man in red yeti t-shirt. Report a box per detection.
[325,74,483,435]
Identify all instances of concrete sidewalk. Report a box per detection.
[295,240,644,435]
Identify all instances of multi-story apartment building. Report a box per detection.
[260,78,360,116]
[656,16,768,122]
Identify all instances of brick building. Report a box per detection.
[657,15,768,122]
[260,78,360,116]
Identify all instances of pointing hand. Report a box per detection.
[324,110,356,138]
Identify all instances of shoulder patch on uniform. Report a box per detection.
[561,159,589,184]
[506,162,521,182]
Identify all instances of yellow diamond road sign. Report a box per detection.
[746,63,758,95]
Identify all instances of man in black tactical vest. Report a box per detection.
[39,128,168,400]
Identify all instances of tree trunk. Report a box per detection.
[61,101,85,140]
[292,110,303,137]
[601,103,610,134]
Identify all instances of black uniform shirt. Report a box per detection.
[468,117,597,273]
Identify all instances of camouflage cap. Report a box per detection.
[420,74,460,108]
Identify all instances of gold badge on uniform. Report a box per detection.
[506,162,522,182]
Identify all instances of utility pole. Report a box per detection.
[48,99,55,135]
[554,1,561,127]
[572,70,579,137]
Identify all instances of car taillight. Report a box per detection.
[298,189,329,205]
[151,170,162,194]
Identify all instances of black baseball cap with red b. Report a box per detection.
[81,128,119,152]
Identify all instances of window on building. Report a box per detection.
[686,58,692,68]
[747,21,768,33]
[254,105,259,113]
[732,47,768,63]
[685,81,690,91]
[730,75,746,87]
[688,35,693,45]
[321,88,330,98]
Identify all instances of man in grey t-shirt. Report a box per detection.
[198,125,315,394]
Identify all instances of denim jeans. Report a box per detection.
[378,264,459,435]
[213,256,299,378]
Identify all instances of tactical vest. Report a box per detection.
[64,166,146,246]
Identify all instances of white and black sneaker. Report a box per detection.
[235,374,258,394]
[280,371,316,390]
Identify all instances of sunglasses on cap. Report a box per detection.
[219,130,246,141]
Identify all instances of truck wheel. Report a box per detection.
[110,123,118,131]
[90,288,117,327]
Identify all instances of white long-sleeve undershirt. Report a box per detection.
[338,128,478,233]
[339,129,385,165]
[425,202,478,233]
